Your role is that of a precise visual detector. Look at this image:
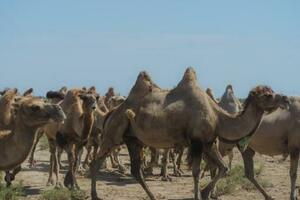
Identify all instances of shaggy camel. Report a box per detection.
[0,96,65,186]
[208,96,300,200]
[56,88,98,189]
[89,67,290,200]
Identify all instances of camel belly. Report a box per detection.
[249,135,286,156]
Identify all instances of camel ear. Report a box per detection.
[23,88,33,96]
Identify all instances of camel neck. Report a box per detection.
[217,104,264,142]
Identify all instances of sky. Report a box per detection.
[0,1,299,97]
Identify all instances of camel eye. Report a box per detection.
[31,105,41,112]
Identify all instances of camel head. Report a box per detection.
[79,93,99,113]
[107,96,126,110]
[245,86,290,113]
[13,97,66,128]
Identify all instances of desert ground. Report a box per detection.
[7,138,297,200]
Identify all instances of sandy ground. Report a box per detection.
[14,144,298,200]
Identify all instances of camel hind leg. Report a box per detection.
[28,129,44,168]
[124,136,156,200]
[201,144,227,200]
[188,140,203,200]
[289,150,299,200]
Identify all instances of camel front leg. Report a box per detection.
[241,148,273,200]
[28,130,44,168]
[201,144,227,200]
[290,150,299,200]
[124,136,156,200]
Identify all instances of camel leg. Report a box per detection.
[189,141,203,200]
[170,149,181,177]
[28,130,44,168]
[201,145,227,200]
[113,148,126,173]
[124,136,156,200]
[57,146,64,168]
[227,150,234,170]
[144,147,158,175]
[64,143,77,189]
[5,166,21,187]
[47,138,56,186]
[83,145,92,169]
[290,150,299,200]
[176,147,184,174]
[160,149,172,181]
[241,148,273,200]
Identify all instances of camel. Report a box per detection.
[55,88,98,189]
[0,96,65,186]
[89,67,290,200]
[82,88,127,171]
[207,95,300,200]
[27,86,67,170]
[204,85,242,171]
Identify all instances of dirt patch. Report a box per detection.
[11,146,297,200]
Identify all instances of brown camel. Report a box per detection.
[83,94,126,171]
[0,96,65,186]
[27,87,66,171]
[56,88,98,189]
[209,96,300,200]
[89,67,290,200]
[204,85,242,171]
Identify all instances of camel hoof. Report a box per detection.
[46,180,54,186]
[161,175,172,182]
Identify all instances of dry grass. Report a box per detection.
[202,162,273,197]
[40,188,87,200]
[0,172,24,200]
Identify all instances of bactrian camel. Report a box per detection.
[209,95,300,200]
[89,67,290,200]
[204,85,242,171]
[0,96,65,186]
[56,88,98,189]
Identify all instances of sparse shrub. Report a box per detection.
[210,162,272,197]
[0,173,24,200]
[40,188,87,200]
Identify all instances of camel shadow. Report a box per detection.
[22,186,41,196]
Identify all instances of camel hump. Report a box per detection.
[125,109,136,120]
[178,67,198,87]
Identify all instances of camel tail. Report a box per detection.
[187,140,203,169]
[125,109,136,120]
[56,132,68,148]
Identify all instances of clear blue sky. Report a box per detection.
[1,1,299,97]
